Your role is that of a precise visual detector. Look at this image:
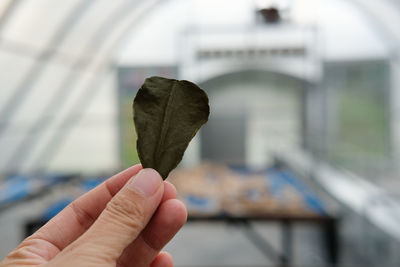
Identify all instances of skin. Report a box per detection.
[0,164,187,267]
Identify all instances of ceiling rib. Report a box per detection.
[0,0,21,33]
[0,0,95,138]
[5,0,160,172]
[29,0,161,173]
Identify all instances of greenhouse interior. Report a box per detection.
[1,0,400,266]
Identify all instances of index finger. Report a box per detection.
[27,164,143,259]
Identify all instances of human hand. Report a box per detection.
[0,165,187,267]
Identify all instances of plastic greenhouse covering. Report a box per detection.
[0,0,161,173]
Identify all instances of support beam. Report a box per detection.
[25,0,161,173]
[0,0,95,139]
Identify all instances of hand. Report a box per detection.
[0,165,187,267]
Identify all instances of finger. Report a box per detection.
[113,182,178,266]
[150,252,174,267]
[73,168,164,261]
[117,199,187,267]
[162,181,177,202]
[24,164,142,260]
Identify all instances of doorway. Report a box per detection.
[200,70,304,169]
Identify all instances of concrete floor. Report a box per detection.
[166,222,326,266]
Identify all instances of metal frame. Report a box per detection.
[0,0,159,172]
[0,0,20,32]
[27,0,161,172]
[0,0,95,139]
[1,0,126,171]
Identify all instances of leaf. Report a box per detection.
[133,76,210,179]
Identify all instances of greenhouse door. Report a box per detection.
[199,71,302,169]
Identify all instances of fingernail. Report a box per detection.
[128,169,162,196]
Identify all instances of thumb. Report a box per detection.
[75,168,164,260]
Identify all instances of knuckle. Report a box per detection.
[103,191,146,229]
[69,202,95,230]
[4,241,41,264]
[69,246,114,265]
[5,247,28,261]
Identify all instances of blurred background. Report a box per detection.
[0,0,400,266]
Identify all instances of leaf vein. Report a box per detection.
[154,80,177,165]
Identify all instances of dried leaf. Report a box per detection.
[133,76,209,179]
